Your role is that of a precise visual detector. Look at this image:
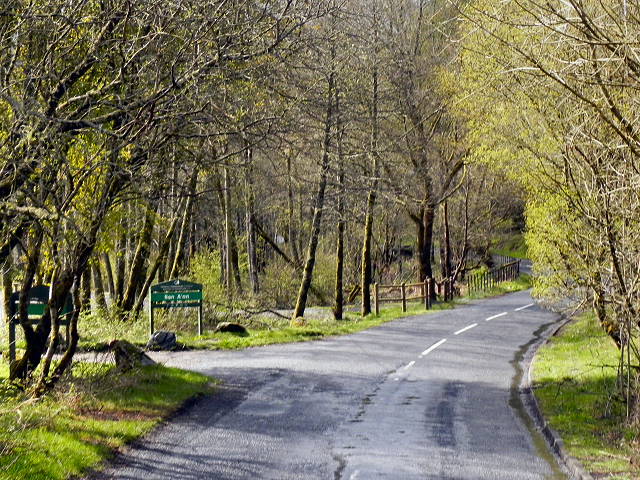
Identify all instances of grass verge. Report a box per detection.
[0,364,214,480]
[532,313,638,479]
[180,301,458,350]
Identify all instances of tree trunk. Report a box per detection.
[101,252,115,306]
[2,253,13,322]
[132,209,183,318]
[81,267,91,312]
[114,217,127,305]
[333,92,345,320]
[223,166,233,297]
[164,232,177,280]
[44,278,82,396]
[245,150,260,295]
[362,64,380,316]
[120,204,156,312]
[361,198,375,316]
[292,51,335,323]
[169,167,198,279]
[333,216,344,320]
[221,165,243,297]
[287,154,302,267]
[414,203,435,285]
[231,214,243,293]
[92,261,108,311]
[11,231,46,381]
[440,201,452,300]
[36,271,61,393]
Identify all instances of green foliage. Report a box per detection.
[256,258,300,309]
[77,308,148,349]
[305,249,339,306]
[454,0,640,395]
[491,233,528,259]
[187,247,225,305]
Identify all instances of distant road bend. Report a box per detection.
[87,290,569,480]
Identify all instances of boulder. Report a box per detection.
[213,322,247,334]
[109,339,156,370]
[290,317,307,327]
[146,330,177,350]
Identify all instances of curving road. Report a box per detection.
[86,290,569,480]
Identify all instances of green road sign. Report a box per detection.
[150,279,202,293]
[148,278,203,336]
[150,291,202,303]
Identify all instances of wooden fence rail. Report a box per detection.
[466,260,521,295]
[370,259,522,313]
[372,279,436,315]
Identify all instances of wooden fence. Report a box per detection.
[372,280,436,315]
[370,259,522,312]
[466,260,521,295]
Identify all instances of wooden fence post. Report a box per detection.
[424,281,429,310]
[429,278,435,303]
[374,283,379,316]
[401,283,407,312]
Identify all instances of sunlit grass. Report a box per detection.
[532,313,638,479]
[0,364,214,480]
[181,301,457,349]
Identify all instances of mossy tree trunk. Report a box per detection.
[132,208,183,318]
[291,47,336,323]
[120,204,156,313]
[361,62,380,316]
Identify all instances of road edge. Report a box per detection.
[521,317,594,480]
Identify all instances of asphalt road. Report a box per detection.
[86,290,570,480]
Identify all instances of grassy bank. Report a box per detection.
[0,364,214,480]
[532,314,638,479]
[179,300,458,350]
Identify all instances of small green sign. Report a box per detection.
[151,291,202,303]
[148,278,204,336]
[150,279,203,293]
[27,302,46,317]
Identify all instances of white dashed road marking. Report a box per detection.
[485,312,507,321]
[404,361,416,370]
[421,339,447,356]
[515,303,535,311]
[454,323,478,335]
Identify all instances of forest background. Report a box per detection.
[1,0,638,430]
